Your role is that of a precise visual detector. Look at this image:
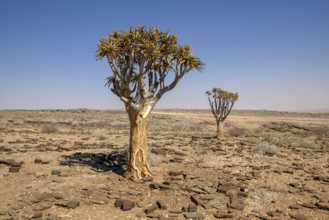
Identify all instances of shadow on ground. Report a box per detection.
[60,150,127,176]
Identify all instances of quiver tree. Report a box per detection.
[206,88,238,140]
[97,26,204,180]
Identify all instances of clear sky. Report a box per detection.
[0,0,328,110]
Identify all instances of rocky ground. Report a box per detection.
[0,109,328,220]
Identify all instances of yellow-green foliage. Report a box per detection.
[206,88,239,102]
[96,26,204,111]
[206,87,238,122]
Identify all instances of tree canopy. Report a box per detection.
[206,88,238,122]
[96,26,204,113]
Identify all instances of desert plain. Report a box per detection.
[0,109,328,220]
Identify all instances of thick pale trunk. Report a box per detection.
[124,110,152,180]
[216,120,224,140]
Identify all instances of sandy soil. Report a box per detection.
[0,109,328,220]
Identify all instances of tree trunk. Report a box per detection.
[216,120,224,140]
[124,109,152,180]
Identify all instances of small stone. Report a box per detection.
[22,212,34,219]
[145,204,158,214]
[121,200,135,211]
[188,187,206,194]
[32,211,43,218]
[228,197,245,210]
[188,204,197,212]
[32,203,52,211]
[146,213,160,218]
[150,183,160,189]
[156,200,168,210]
[190,194,204,206]
[12,203,24,210]
[237,191,249,198]
[267,210,281,217]
[182,206,188,212]
[184,213,205,219]
[35,193,55,202]
[9,167,20,173]
[90,199,106,205]
[217,185,239,194]
[301,203,317,209]
[289,204,302,209]
[213,213,234,218]
[169,171,183,176]
[67,201,80,209]
[316,202,329,211]
[135,213,146,218]
[51,170,61,176]
[34,159,42,164]
[313,176,324,181]
[127,190,142,196]
[114,198,123,207]
[45,213,59,220]
[143,177,154,182]
[290,213,309,220]
[169,209,183,214]
[238,217,251,220]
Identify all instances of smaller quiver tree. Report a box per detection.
[206,88,238,140]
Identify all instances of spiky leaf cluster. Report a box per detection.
[206,88,238,122]
[97,26,204,111]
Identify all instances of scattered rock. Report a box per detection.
[114,198,123,207]
[11,203,24,210]
[32,211,43,219]
[217,184,239,195]
[267,210,281,217]
[143,177,154,182]
[156,200,168,210]
[45,213,59,220]
[184,213,205,219]
[190,194,204,206]
[35,193,51,202]
[51,170,61,176]
[34,159,42,164]
[146,213,160,218]
[290,213,309,220]
[67,201,80,209]
[120,199,135,211]
[0,159,22,167]
[289,204,303,209]
[32,203,52,211]
[188,204,197,212]
[316,202,329,211]
[145,204,158,214]
[9,167,20,173]
[213,212,234,218]
[169,209,183,214]
[22,212,34,219]
[228,197,245,210]
[301,203,317,209]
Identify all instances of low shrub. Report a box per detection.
[291,138,318,149]
[229,127,247,137]
[252,141,279,156]
[42,123,60,133]
[309,126,329,137]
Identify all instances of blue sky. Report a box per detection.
[0,0,328,110]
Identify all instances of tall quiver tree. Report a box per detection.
[206,88,238,140]
[97,26,204,180]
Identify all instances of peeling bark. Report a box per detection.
[124,108,152,180]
